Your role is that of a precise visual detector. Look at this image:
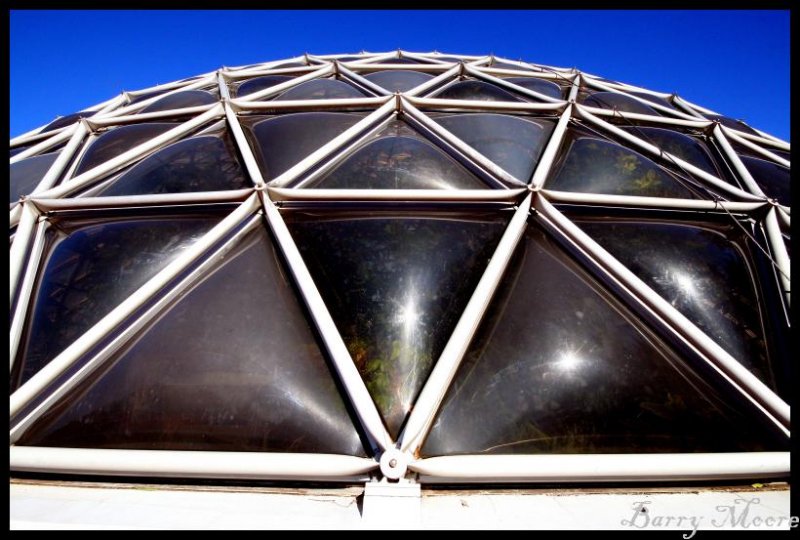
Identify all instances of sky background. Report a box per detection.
[9,10,791,141]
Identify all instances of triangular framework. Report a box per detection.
[9,51,790,485]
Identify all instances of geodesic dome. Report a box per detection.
[9,50,791,485]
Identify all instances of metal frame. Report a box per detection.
[8,51,791,486]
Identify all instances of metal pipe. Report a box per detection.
[405,95,564,113]
[727,128,791,152]
[400,194,532,453]
[9,126,76,165]
[97,74,218,120]
[575,105,765,202]
[567,74,581,102]
[267,187,526,202]
[671,95,709,119]
[336,64,392,97]
[530,104,572,188]
[9,204,22,230]
[403,65,460,98]
[260,192,392,452]
[542,189,768,212]
[223,102,266,187]
[229,96,388,113]
[29,121,89,194]
[268,97,395,188]
[401,98,524,188]
[11,447,378,481]
[712,124,768,198]
[9,217,48,373]
[777,206,791,229]
[722,127,790,168]
[9,195,262,421]
[30,188,254,211]
[764,207,791,308]
[86,105,216,129]
[409,453,790,483]
[574,107,713,129]
[535,195,790,430]
[465,65,563,104]
[34,104,225,200]
[583,77,701,121]
[234,64,334,103]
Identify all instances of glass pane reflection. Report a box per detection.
[435,114,554,182]
[313,119,488,189]
[285,210,511,437]
[74,123,179,176]
[547,132,698,198]
[741,155,790,206]
[235,75,294,97]
[364,70,434,92]
[10,152,60,203]
[275,79,366,100]
[139,90,217,113]
[421,219,788,455]
[581,91,659,116]
[623,126,720,177]
[17,224,367,456]
[432,80,524,102]
[576,218,780,394]
[12,216,219,390]
[97,133,248,196]
[504,77,563,100]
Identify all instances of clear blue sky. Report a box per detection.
[10,10,790,141]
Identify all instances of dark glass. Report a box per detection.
[622,126,720,177]
[547,132,698,198]
[74,123,179,176]
[504,77,563,100]
[127,90,167,105]
[10,146,30,158]
[626,91,675,110]
[435,114,554,182]
[741,155,790,207]
[274,79,366,101]
[421,219,788,455]
[9,152,59,203]
[16,224,367,456]
[273,61,307,69]
[432,80,524,102]
[312,119,487,189]
[581,91,659,116]
[138,90,217,113]
[235,75,294,98]
[704,114,761,136]
[12,216,218,389]
[285,210,511,437]
[364,70,434,93]
[97,133,249,196]
[390,57,428,65]
[245,113,363,181]
[490,60,530,71]
[41,112,90,133]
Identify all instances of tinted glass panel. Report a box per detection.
[97,134,249,196]
[17,224,367,456]
[435,114,554,182]
[312,120,487,189]
[127,90,167,105]
[421,219,788,455]
[547,133,698,198]
[12,216,218,389]
[581,91,659,116]
[74,123,179,176]
[9,152,59,203]
[42,112,90,133]
[364,70,434,92]
[432,80,524,102]
[138,90,217,113]
[285,210,511,437]
[246,113,363,181]
[235,75,294,97]
[504,77,563,100]
[741,155,790,206]
[275,79,366,100]
[577,218,780,394]
[626,91,675,110]
[704,114,761,136]
[623,126,720,177]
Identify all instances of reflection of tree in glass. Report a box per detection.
[623,126,721,178]
[13,216,218,389]
[285,212,509,436]
[548,135,697,198]
[98,132,249,196]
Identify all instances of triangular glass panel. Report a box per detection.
[431,80,524,102]
[274,78,367,101]
[620,126,721,178]
[580,91,659,116]
[310,118,489,189]
[138,90,217,114]
[15,222,368,456]
[546,127,700,198]
[504,77,564,100]
[740,155,790,207]
[235,75,294,98]
[12,213,220,390]
[364,70,434,93]
[242,112,365,182]
[434,114,555,183]
[74,123,180,176]
[421,218,788,456]
[10,151,60,203]
[42,111,92,133]
[284,209,512,438]
[94,129,249,196]
[575,215,789,398]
